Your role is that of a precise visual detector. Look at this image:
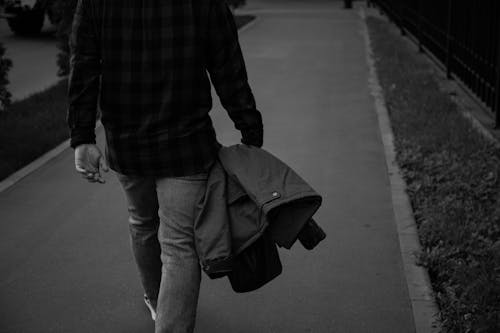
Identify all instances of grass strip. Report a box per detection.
[0,79,69,181]
[367,16,500,333]
[0,15,255,182]
[234,14,255,29]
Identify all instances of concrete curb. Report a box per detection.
[0,138,71,194]
[359,6,441,333]
[235,11,260,34]
[11,77,65,103]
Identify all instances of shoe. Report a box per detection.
[144,295,157,321]
[298,219,326,250]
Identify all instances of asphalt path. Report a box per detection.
[1,13,60,101]
[0,1,416,332]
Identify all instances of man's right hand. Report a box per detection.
[74,144,109,184]
[241,127,263,148]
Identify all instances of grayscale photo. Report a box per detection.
[0,0,499,332]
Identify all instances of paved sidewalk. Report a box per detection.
[0,1,416,332]
[0,16,60,101]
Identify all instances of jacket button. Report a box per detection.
[272,192,279,197]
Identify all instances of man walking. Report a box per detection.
[68,0,263,332]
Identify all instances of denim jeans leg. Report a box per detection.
[117,174,163,302]
[154,174,207,333]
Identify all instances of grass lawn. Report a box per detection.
[0,15,255,182]
[367,16,500,332]
[0,79,69,181]
[234,14,254,29]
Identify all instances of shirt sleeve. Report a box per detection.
[67,0,100,148]
[206,0,263,147]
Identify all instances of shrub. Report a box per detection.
[0,42,12,112]
[4,3,46,35]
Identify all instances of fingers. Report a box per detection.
[75,164,90,175]
[94,172,106,184]
[80,171,105,184]
[74,146,107,184]
[76,164,106,184]
[99,155,109,173]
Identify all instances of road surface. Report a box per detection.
[0,1,416,332]
[1,11,59,101]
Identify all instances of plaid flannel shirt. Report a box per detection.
[68,0,263,176]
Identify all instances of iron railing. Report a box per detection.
[372,0,500,127]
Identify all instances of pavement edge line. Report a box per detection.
[235,12,259,34]
[359,6,441,333]
[11,78,65,103]
[0,122,102,194]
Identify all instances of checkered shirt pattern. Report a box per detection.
[68,0,263,176]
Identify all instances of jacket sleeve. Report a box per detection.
[67,0,100,148]
[206,0,263,147]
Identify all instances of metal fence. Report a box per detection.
[372,0,500,127]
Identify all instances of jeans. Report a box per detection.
[117,173,208,333]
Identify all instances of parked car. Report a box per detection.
[0,0,60,35]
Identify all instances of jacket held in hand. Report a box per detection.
[194,145,323,288]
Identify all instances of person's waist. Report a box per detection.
[105,118,214,142]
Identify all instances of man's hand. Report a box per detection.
[241,127,263,148]
[75,144,109,184]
